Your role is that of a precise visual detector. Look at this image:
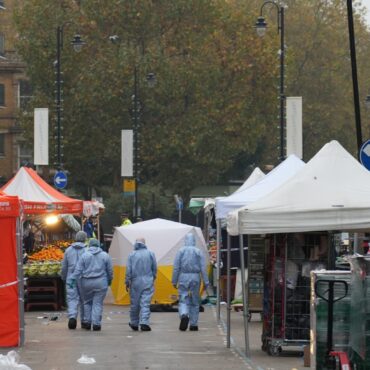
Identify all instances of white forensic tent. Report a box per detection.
[223,155,305,235]
[238,140,370,234]
[110,218,208,305]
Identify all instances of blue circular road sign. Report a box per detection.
[54,170,68,189]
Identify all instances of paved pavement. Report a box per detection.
[224,306,307,370]
[0,303,308,370]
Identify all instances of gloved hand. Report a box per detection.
[172,283,177,289]
[125,283,130,292]
[67,279,76,289]
[108,280,112,287]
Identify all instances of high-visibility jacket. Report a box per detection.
[121,219,132,226]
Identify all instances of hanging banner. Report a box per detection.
[34,108,49,165]
[286,97,303,159]
[123,178,135,196]
[121,130,133,177]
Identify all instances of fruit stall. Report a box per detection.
[1,166,83,311]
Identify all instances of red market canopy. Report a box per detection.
[1,167,82,215]
[0,191,21,347]
[0,190,21,218]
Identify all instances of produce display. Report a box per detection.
[23,261,62,277]
[28,246,64,262]
[23,240,72,277]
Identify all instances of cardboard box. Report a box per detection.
[303,345,310,367]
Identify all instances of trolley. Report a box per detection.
[262,232,329,356]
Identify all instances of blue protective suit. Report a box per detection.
[73,244,113,326]
[61,241,86,320]
[172,233,209,326]
[125,242,157,326]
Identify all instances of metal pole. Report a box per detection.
[16,217,25,346]
[216,218,221,322]
[226,233,231,348]
[97,215,100,242]
[55,26,63,170]
[133,66,139,221]
[239,234,250,357]
[279,7,285,161]
[353,232,359,254]
[346,0,363,152]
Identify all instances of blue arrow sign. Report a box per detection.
[54,171,68,189]
[360,139,370,171]
[176,198,183,211]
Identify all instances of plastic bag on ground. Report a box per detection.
[77,355,96,364]
[0,351,32,370]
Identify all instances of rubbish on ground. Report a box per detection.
[0,350,32,370]
[77,355,96,364]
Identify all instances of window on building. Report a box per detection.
[19,80,32,110]
[18,143,32,167]
[0,34,4,58]
[0,133,5,156]
[0,84,4,107]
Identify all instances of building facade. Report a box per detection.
[0,0,31,184]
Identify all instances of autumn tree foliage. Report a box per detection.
[13,0,370,201]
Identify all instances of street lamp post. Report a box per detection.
[132,66,140,221]
[55,26,85,171]
[131,67,156,221]
[255,1,285,162]
[346,0,363,152]
[109,35,156,221]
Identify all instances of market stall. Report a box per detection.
[215,155,305,351]
[1,166,83,310]
[82,200,105,247]
[110,218,208,305]
[235,140,370,357]
[0,191,23,347]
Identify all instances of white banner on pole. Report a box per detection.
[286,97,303,159]
[34,108,49,165]
[121,130,133,177]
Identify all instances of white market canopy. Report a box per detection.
[200,167,264,218]
[234,167,265,193]
[238,140,370,235]
[216,154,305,223]
[215,167,269,220]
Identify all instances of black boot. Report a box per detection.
[68,318,77,330]
[140,324,151,331]
[92,324,101,331]
[189,325,198,331]
[179,314,189,331]
[129,323,139,331]
[81,321,91,330]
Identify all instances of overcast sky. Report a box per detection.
[362,0,370,24]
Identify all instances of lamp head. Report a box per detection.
[366,94,370,110]
[255,16,267,37]
[71,34,86,52]
[109,35,120,44]
[146,73,157,87]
